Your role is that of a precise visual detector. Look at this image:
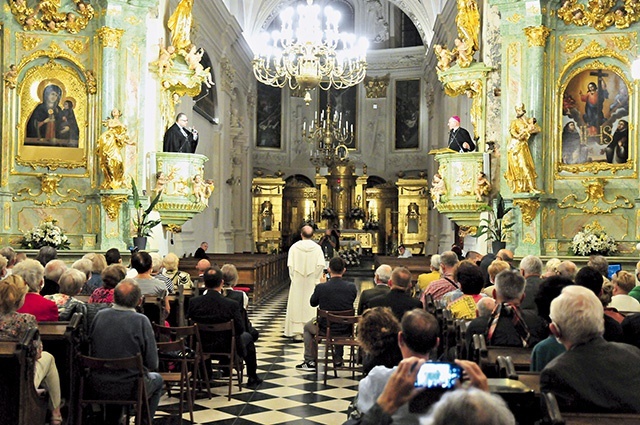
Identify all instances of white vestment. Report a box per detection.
[284,239,326,337]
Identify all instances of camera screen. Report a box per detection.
[414,362,462,389]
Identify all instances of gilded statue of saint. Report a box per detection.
[97,109,134,190]
[456,0,480,52]
[504,104,541,194]
[167,0,194,51]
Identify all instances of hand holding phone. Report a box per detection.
[414,362,462,389]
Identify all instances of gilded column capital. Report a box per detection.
[513,199,540,225]
[524,26,551,47]
[96,27,125,48]
[363,75,389,98]
[101,195,128,221]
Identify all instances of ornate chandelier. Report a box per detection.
[252,0,368,105]
[303,101,353,168]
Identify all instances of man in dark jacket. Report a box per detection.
[297,257,357,370]
[188,266,262,387]
[163,113,198,153]
[357,264,392,314]
[368,266,422,321]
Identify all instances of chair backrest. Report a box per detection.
[317,309,354,332]
[326,313,359,339]
[156,339,191,373]
[194,321,235,357]
[141,295,164,324]
[78,353,146,403]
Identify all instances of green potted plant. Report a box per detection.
[475,195,514,253]
[131,178,162,250]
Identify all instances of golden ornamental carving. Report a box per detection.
[96,27,124,48]
[523,26,551,47]
[101,195,128,221]
[16,33,42,51]
[560,46,629,80]
[557,179,633,214]
[562,37,583,53]
[610,34,633,51]
[523,233,535,244]
[454,0,480,67]
[84,70,97,94]
[10,0,95,33]
[458,226,477,238]
[506,13,523,23]
[435,201,486,213]
[556,0,640,31]
[12,173,84,206]
[364,75,390,98]
[636,209,640,240]
[542,208,549,238]
[164,224,182,233]
[513,199,540,225]
[302,188,317,199]
[125,15,142,26]
[16,42,85,72]
[557,160,633,175]
[65,39,86,55]
[15,155,86,170]
[156,202,207,213]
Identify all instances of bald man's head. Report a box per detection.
[114,278,141,308]
[196,259,211,274]
[301,225,314,239]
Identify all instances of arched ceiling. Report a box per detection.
[223,0,445,48]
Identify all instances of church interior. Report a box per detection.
[4,0,640,423]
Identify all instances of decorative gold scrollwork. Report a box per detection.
[96,27,124,48]
[562,37,584,53]
[458,225,478,238]
[558,178,633,214]
[101,195,128,221]
[12,173,84,206]
[10,0,95,34]
[164,224,182,233]
[363,75,390,98]
[65,39,86,55]
[16,33,42,51]
[556,0,640,31]
[524,26,551,47]
[514,199,540,225]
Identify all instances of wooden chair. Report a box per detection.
[195,320,243,400]
[542,392,640,425]
[76,353,152,425]
[325,313,361,384]
[156,339,194,423]
[0,328,48,425]
[153,322,212,400]
[141,294,165,325]
[314,309,354,380]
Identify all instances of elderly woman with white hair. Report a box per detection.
[541,285,640,412]
[44,268,87,320]
[14,259,58,321]
[161,252,193,289]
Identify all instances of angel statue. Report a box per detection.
[431,173,447,205]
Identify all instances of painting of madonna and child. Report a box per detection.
[561,69,629,165]
[24,82,80,148]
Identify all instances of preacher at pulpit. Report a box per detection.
[447,115,475,152]
[163,112,199,153]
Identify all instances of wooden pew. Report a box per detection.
[39,313,83,425]
[542,392,640,425]
[0,328,48,425]
[472,334,532,377]
[179,253,288,304]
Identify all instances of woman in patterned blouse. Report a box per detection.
[45,268,87,320]
[0,275,63,424]
[89,263,126,304]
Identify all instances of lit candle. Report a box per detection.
[351,124,353,133]
[303,122,306,132]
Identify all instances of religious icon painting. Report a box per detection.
[256,83,282,149]
[395,79,420,150]
[560,66,630,168]
[17,60,88,169]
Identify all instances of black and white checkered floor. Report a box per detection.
[155,281,372,424]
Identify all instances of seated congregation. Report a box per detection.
[2,243,640,424]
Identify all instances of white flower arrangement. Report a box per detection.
[570,222,617,256]
[21,219,70,250]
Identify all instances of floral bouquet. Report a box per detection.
[570,223,617,256]
[347,207,366,221]
[339,248,361,267]
[320,206,337,220]
[21,219,70,250]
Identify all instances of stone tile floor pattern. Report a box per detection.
[154,285,369,424]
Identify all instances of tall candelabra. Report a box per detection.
[303,104,354,169]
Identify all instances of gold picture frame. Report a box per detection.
[17,60,87,169]
[556,60,634,176]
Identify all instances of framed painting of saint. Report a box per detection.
[319,85,357,149]
[18,60,87,169]
[395,79,420,150]
[256,83,282,149]
[559,66,630,169]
